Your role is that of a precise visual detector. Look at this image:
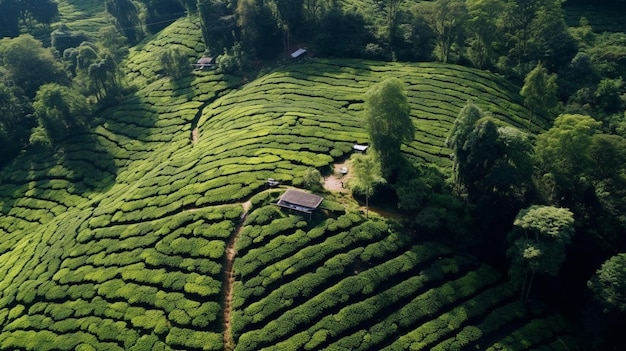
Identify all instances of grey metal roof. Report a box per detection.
[277,189,323,213]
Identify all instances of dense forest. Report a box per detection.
[1,0,625,350]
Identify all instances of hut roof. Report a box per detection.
[277,189,323,214]
[290,48,307,58]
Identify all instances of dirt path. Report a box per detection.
[219,172,401,350]
[323,160,351,193]
[222,200,251,351]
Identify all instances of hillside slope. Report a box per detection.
[0,17,573,351]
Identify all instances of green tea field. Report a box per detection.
[0,15,575,351]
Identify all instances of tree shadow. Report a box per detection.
[0,117,121,218]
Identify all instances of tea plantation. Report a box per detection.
[0,16,575,351]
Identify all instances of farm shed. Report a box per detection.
[276,189,323,216]
[290,48,307,59]
[353,144,369,152]
[194,56,215,70]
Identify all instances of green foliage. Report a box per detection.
[0,35,68,98]
[302,167,323,192]
[0,0,58,38]
[417,0,469,64]
[534,113,602,201]
[520,62,559,129]
[160,45,192,79]
[348,153,385,217]
[364,77,414,174]
[33,83,90,144]
[0,6,584,349]
[507,205,575,301]
[588,253,626,313]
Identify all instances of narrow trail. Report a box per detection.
[222,199,252,351]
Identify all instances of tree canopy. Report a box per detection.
[507,205,575,302]
[364,77,414,177]
[588,253,626,313]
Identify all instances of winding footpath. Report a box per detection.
[222,200,251,351]
[220,163,354,350]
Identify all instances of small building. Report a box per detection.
[353,144,369,153]
[267,178,280,188]
[290,48,307,59]
[276,189,323,217]
[194,56,215,70]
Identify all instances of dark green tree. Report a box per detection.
[534,114,601,203]
[382,0,405,45]
[302,167,323,193]
[364,77,414,177]
[315,7,371,58]
[461,120,534,205]
[498,0,575,76]
[274,0,304,46]
[446,100,485,191]
[160,45,193,79]
[465,0,505,69]
[137,0,187,33]
[32,83,90,145]
[418,0,468,63]
[197,0,235,56]
[349,153,385,218]
[0,35,68,98]
[105,0,144,44]
[0,0,58,37]
[507,205,575,302]
[0,82,34,165]
[520,62,558,130]
[236,0,282,60]
[588,253,626,313]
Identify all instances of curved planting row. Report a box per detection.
[230,203,576,351]
[56,0,110,34]
[0,13,567,351]
[198,59,540,170]
[0,206,240,350]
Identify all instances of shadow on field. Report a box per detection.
[0,126,117,216]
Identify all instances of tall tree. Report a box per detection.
[0,82,34,165]
[0,35,68,98]
[32,83,90,145]
[446,100,485,192]
[382,0,404,45]
[197,0,235,56]
[349,153,385,218]
[105,0,143,44]
[507,205,575,302]
[465,0,505,69]
[364,77,414,177]
[534,114,601,203]
[460,120,534,205]
[527,0,577,71]
[418,0,468,63]
[0,0,58,37]
[499,0,575,75]
[236,0,282,59]
[520,62,558,130]
[499,0,542,69]
[588,253,626,314]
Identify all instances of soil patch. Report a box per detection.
[324,160,352,193]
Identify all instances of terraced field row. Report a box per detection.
[56,0,109,34]
[231,202,578,351]
[198,58,542,169]
[0,206,241,350]
[0,13,565,351]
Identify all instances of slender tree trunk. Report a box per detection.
[524,269,536,303]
